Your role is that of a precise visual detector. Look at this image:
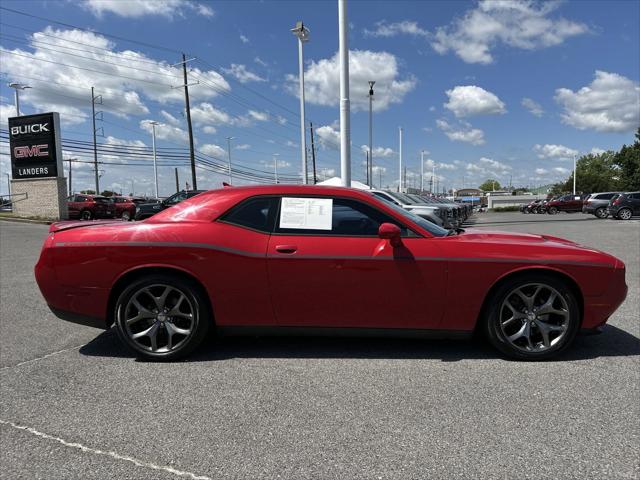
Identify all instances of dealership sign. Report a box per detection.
[9,112,63,179]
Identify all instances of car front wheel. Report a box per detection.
[81,210,92,220]
[483,274,580,360]
[121,210,131,221]
[114,275,211,360]
[548,206,558,215]
[617,208,632,220]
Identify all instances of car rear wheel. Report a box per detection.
[548,206,558,215]
[483,274,580,360]
[114,275,210,360]
[617,208,632,220]
[80,210,92,220]
[121,210,131,221]
[594,207,607,219]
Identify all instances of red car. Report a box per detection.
[66,194,115,220]
[109,196,136,220]
[545,194,586,214]
[37,185,627,361]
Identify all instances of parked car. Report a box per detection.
[67,194,115,220]
[36,185,627,361]
[608,192,640,220]
[521,199,543,214]
[582,192,620,218]
[368,190,445,228]
[109,196,137,220]
[545,194,586,214]
[134,190,205,220]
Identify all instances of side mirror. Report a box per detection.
[378,223,402,247]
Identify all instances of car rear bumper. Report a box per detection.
[49,306,109,329]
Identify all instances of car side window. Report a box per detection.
[275,197,409,237]
[165,192,187,205]
[219,197,276,233]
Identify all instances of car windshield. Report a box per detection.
[371,195,449,237]
[386,191,416,205]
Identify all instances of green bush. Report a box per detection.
[491,206,521,212]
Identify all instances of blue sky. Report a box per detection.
[1,0,639,196]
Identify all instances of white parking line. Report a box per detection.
[0,344,86,371]
[0,419,212,480]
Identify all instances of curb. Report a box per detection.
[0,217,53,225]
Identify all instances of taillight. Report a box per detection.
[613,198,621,205]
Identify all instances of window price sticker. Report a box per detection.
[279,197,333,230]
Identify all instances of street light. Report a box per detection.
[8,82,31,116]
[226,136,234,185]
[368,81,375,189]
[272,153,280,184]
[420,150,425,192]
[291,21,309,185]
[145,121,160,199]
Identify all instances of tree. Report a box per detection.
[80,190,96,195]
[479,179,501,191]
[613,128,640,191]
[562,151,618,193]
[100,190,117,197]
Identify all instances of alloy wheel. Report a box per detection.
[499,283,570,353]
[619,208,632,220]
[595,207,607,219]
[121,211,131,221]
[123,284,195,353]
[81,210,92,220]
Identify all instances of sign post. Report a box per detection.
[8,112,68,219]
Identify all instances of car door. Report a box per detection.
[67,195,78,218]
[266,195,446,330]
[629,193,640,214]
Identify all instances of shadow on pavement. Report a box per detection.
[79,324,639,363]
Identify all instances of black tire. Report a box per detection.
[80,209,92,220]
[617,208,633,220]
[594,207,607,219]
[121,210,131,221]
[548,206,558,215]
[114,274,211,361]
[482,273,580,360]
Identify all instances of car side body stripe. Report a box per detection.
[53,241,610,268]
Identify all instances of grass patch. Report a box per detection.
[491,206,522,212]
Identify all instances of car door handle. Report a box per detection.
[275,245,298,254]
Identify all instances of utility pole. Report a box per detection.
[365,151,369,185]
[368,80,375,189]
[66,158,76,194]
[6,173,11,196]
[91,86,102,195]
[226,136,234,184]
[174,168,179,193]
[398,126,403,192]
[273,153,280,184]
[338,0,351,187]
[420,150,425,192]
[175,53,198,190]
[572,154,577,195]
[379,168,382,189]
[147,120,160,199]
[309,122,318,184]
[291,21,310,184]
[8,82,30,116]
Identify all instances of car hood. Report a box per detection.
[458,228,579,246]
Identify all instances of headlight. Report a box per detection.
[135,207,140,213]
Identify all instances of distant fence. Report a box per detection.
[488,194,546,209]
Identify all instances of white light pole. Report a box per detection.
[226,136,234,185]
[291,21,310,185]
[273,153,280,184]
[338,0,351,187]
[368,80,375,189]
[8,82,31,116]
[146,121,160,199]
[420,150,425,192]
[572,154,577,195]
[398,127,403,192]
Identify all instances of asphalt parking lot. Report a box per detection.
[1,212,638,480]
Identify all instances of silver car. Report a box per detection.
[368,190,445,227]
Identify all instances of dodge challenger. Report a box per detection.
[35,185,627,361]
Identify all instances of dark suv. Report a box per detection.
[67,194,115,220]
[134,190,205,220]
[608,192,640,220]
[545,194,586,214]
[582,192,620,218]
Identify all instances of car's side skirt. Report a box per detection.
[216,326,473,340]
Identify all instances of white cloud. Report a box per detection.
[315,125,341,150]
[287,50,416,112]
[535,168,548,175]
[479,156,511,171]
[436,119,485,145]
[202,126,217,134]
[533,144,578,160]
[363,20,429,38]
[104,135,146,147]
[235,144,251,150]
[521,97,544,117]
[254,57,268,67]
[590,147,606,155]
[0,28,230,122]
[200,143,226,158]
[285,140,298,148]
[239,34,249,44]
[190,102,233,127]
[248,110,269,122]
[360,145,395,157]
[555,71,640,133]
[140,119,188,143]
[444,85,506,117]
[160,110,181,126]
[553,167,570,174]
[432,0,588,64]
[424,158,457,171]
[222,64,266,84]
[82,0,214,18]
